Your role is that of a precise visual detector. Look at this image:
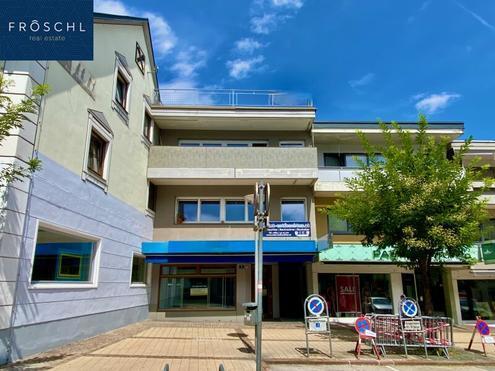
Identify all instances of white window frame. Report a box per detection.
[129,252,147,288]
[28,220,102,290]
[279,141,305,147]
[111,57,132,122]
[175,197,253,224]
[82,113,113,191]
[178,140,268,147]
[280,197,307,222]
[142,102,155,146]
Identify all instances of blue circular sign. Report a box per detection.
[307,297,325,316]
[401,299,418,318]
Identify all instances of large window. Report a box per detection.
[458,280,495,320]
[158,265,236,310]
[31,224,99,286]
[176,198,253,224]
[131,254,147,285]
[281,199,306,221]
[323,153,384,168]
[328,213,353,234]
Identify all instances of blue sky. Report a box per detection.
[95,0,495,139]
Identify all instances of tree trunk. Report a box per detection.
[418,256,434,315]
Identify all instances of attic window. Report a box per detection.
[135,42,146,74]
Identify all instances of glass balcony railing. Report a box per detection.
[152,88,313,107]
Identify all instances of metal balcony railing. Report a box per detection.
[152,88,313,107]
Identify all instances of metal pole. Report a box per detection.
[255,183,265,371]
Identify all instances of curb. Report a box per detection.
[264,358,495,366]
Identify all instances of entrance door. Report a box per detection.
[251,265,273,319]
[279,263,307,319]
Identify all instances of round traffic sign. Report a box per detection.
[477,320,490,336]
[401,299,418,318]
[355,317,371,334]
[307,296,325,316]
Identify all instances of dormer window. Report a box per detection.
[135,42,146,74]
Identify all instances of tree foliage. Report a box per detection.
[0,73,49,186]
[324,116,491,313]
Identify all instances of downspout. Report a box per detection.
[6,61,49,363]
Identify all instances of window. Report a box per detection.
[135,42,146,74]
[177,200,198,223]
[324,153,344,167]
[131,254,147,285]
[328,213,353,234]
[458,280,495,320]
[147,183,157,212]
[176,198,254,224]
[280,141,305,147]
[158,264,236,310]
[31,223,99,287]
[345,154,367,168]
[225,200,245,222]
[281,199,306,221]
[200,200,220,221]
[115,71,129,111]
[143,111,153,143]
[87,130,108,178]
[83,112,113,188]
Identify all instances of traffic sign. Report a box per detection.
[401,299,418,318]
[307,296,325,316]
[476,320,491,336]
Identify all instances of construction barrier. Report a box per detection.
[467,316,495,356]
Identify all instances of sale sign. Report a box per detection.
[335,275,360,313]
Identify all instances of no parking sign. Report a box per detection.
[303,294,332,357]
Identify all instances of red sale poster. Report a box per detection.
[335,275,361,313]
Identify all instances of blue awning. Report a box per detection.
[142,239,317,264]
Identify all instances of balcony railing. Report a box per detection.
[317,167,361,182]
[152,88,313,107]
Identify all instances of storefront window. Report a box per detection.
[318,273,392,316]
[457,280,495,320]
[159,265,236,310]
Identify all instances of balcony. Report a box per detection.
[148,146,318,185]
[149,89,315,131]
[314,168,360,194]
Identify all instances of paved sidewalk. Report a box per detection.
[5,320,495,370]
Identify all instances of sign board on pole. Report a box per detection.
[303,294,332,357]
[263,221,311,238]
[308,318,328,332]
[403,320,422,331]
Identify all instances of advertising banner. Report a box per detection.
[263,221,311,238]
[335,275,360,313]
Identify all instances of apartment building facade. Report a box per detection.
[0,13,157,362]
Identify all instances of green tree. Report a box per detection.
[0,73,49,185]
[326,116,490,314]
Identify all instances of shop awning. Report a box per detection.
[142,239,316,264]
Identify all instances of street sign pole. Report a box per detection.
[253,182,269,371]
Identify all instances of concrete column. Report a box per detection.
[236,264,251,316]
[390,272,403,314]
[443,268,461,324]
[311,263,319,295]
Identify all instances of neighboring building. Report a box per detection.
[0,13,158,362]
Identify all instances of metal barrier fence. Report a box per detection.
[368,314,453,358]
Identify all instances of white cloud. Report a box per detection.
[349,73,375,89]
[250,13,279,34]
[94,0,130,15]
[94,0,177,57]
[413,92,461,114]
[272,0,304,9]
[455,1,495,32]
[143,12,177,56]
[226,56,265,79]
[235,38,264,54]
[420,1,430,11]
[171,46,207,78]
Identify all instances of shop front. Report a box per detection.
[143,240,317,319]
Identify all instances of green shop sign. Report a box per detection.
[482,242,495,264]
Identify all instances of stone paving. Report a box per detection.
[6,320,495,370]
